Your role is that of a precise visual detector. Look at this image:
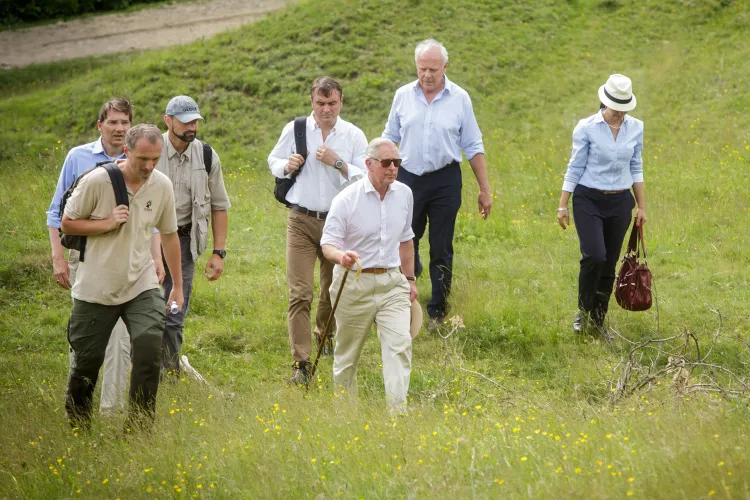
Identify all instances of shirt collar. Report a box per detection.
[92,136,126,159]
[166,135,192,160]
[413,75,453,97]
[308,112,339,133]
[596,109,631,126]
[363,175,400,194]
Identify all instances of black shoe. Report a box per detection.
[290,360,311,387]
[315,334,334,357]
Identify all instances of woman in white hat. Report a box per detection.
[556,74,647,340]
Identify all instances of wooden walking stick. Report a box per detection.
[309,267,351,380]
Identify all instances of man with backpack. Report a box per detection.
[155,95,231,375]
[46,97,164,416]
[267,77,368,386]
[62,124,183,430]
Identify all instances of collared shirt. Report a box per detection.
[158,133,232,226]
[268,113,367,212]
[46,137,125,228]
[64,165,178,306]
[321,176,415,269]
[382,75,484,176]
[562,111,645,192]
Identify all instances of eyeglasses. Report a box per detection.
[368,158,402,168]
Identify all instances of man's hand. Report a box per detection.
[53,256,71,290]
[635,207,647,227]
[154,260,166,284]
[557,207,570,229]
[284,153,305,175]
[478,191,493,220]
[339,250,360,269]
[205,254,224,281]
[108,205,129,231]
[316,146,341,167]
[408,281,418,303]
[167,287,184,313]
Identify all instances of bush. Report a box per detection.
[1,0,163,25]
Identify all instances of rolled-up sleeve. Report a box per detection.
[321,195,347,250]
[208,150,231,211]
[382,91,402,143]
[46,153,77,228]
[458,93,484,160]
[562,121,590,193]
[340,128,367,185]
[630,124,644,183]
[268,121,295,179]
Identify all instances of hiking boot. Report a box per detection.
[290,360,311,387]
[427,316,444,333]
[572,311,588,334]
[315,333,334,357]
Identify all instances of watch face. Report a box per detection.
[335,159,344,169]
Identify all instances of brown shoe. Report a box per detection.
[290,360,311,387]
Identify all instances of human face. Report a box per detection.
[166,115,199,143]
[97,110,131,152]
[366,143,400,189]
[603,107,627,124]
[124,138,162,181]
[416,47,447,95]
[311,89,343,129]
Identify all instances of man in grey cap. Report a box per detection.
[155,95,231,374]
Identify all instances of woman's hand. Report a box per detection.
[557,207,570,229]
[635,207,647,226]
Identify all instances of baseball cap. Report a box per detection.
[165,95,204,123]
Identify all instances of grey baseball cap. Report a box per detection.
[165,95,204,123]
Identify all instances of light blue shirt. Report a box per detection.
[382,76,484,176]
[46,137,125,228]
[562,111,644,193]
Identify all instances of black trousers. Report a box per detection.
[397,162,462,319]
[572,185,634,324]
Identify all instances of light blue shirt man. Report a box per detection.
[562,110,644,193]
[382,75,484,175]
[46,137,125,228]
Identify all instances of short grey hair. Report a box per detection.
[125,124,163,150]
[366,137,397,159]
[414,38,449,65]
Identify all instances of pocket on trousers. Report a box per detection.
[67,311,101,350]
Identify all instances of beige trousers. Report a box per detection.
[286,210,334,362]
[68,250,131,414]
[330,266,412,412]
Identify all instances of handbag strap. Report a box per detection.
[625,223,648,262]
[637,223,647,261]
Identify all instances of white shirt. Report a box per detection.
[321,176,415,269]
[268,113,367,212]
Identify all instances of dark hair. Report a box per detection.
[310,77,343,99]
[599,102,606,110]
[98,97,134,123]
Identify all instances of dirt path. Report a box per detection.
[0,0,294,68]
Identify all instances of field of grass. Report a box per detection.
[1,0,749,497]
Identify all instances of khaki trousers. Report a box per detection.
[330,266,412,412]
[68,250,131,414]
[286,210,334,362]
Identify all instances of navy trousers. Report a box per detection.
[397,162,462,319]
[572,185,634,324]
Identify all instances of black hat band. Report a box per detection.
[603,88,633,105]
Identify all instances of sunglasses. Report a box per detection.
[369,158,402,168]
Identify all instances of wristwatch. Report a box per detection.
[334,159,345,170]
[213,249,226,259]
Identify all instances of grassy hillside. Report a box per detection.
[1,0,749,497]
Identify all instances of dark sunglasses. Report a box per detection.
[369,158,402,168]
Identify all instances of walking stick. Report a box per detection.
[309,267,350,380]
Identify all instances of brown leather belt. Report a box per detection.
[596,189,626,195]
[359,267,391,274]
[290,204,327,220]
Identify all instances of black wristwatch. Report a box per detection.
[213,249,226,259]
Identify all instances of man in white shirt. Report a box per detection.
[321,138,417,413]
[268,77,367,386]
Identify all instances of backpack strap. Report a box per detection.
[103,163,129,208]
[203,141,213,175]
[293,116,307,160]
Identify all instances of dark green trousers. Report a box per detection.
[65,288,165,427]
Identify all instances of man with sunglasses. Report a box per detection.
[321,138,416,413]
[268,76,367,387]
[383,39,493,332]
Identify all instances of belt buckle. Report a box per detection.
[316,211,326,220]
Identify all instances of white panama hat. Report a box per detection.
[598,74,637,112]
[410,301,423,340]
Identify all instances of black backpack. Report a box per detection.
[201,141,213,175]
[273,116,307,207]
[58,162,129,262]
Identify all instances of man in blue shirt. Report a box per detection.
[46,97,165,415]
[383,38,493,331]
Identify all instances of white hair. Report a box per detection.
[414,38,449,65]
[366,137,397,159]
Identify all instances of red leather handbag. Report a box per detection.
[615,224,653,311]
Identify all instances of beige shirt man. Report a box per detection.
[65,165,178,305]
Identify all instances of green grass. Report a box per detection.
[1,0,749,497]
